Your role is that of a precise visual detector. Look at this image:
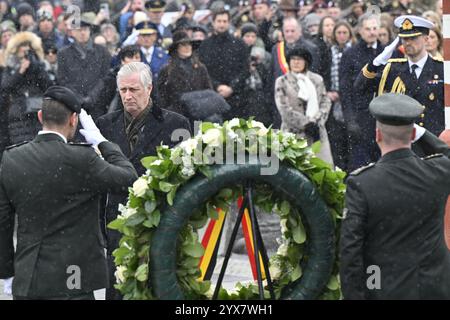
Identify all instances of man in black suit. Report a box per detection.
[0,86,138,300]
[96,61,191,300]
[340,93,450,299]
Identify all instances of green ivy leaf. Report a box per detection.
[311,141,322,154]
[144,201,157,214]
[182,243,205,258]
[124,214,145,227]
[201,122,215,133]
[107,218,125,230]
[198,166,213,179]
[290,265,303,281]
[167,187,177,206]
[280,200,290,216]
[292,221,306,244]
[140,156,160,169]
[135,264,148,282]
[159,181,174,193]
[326,275,339,291]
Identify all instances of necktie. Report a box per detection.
[411,64,419,81]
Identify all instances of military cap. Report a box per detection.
[394,15,434,38]
[135,21,158,35]
[145,0,166,12]
[43,86,82,114]
[369,93,424,125]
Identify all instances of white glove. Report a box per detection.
[79,109,107,147]
[122,29,139,47]
[3,277,13,296]
[413,123,426,142]
[373,37,400,66]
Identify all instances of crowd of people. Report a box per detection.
[0,0,445,172]
[0,0,449,301]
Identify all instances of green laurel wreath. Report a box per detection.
[108,118,346,300]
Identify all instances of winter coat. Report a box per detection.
[57,39,111,119]
[156,56,212,116]
[275,70,333,165]
[198,32,249,113]
[1,32,53,144]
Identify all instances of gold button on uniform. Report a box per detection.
[419,122,424,126]
[420,114,424,118]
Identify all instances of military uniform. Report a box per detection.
[356,55,444,136]
[355,16,444,136]
[340,94,450,299]
[0,86,138,299]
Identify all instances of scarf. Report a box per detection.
[124,102,151,153]
[293,72,319,121]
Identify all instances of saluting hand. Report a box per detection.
[79,109,107,147]
[373,36,400,66]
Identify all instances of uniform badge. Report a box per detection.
[429,92,435,101]
[402,19,413,31]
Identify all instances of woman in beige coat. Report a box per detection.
[275,46,333,165]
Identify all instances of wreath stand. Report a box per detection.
[212,180,276,300]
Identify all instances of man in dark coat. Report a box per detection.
[0,86,138,300]
[271,16,321,81]
[96,62,191,300]
[339,13,384,171]
[340,93,450,300]
[57,15,111,119]
[198,9,249,120]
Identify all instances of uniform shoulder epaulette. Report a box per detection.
[387,58,408,63]
[422,153,444,160]
[5,141,28,150]
[68,142,92,147]
[350,162,376,176]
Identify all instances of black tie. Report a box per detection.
[411,64,419,81]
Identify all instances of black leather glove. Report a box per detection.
[346,121,362,142]
[304,122,320,142]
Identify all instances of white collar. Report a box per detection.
[371,42,377,49]
[38,130,68,143]
[408,53,429,70]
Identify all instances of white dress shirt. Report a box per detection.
[408,53,429,79]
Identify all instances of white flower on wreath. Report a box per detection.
[280,218,288,234]
[180,138,198,155]
[250,120,269,137]
[269,264,282,280]
[277,242,289,257]
[151,159,163,166]
[132,177,148,197]
[119,204,138,219]
[115,265,127,284]
[228,118,240,129]
[181,166,195,177]
[202,128,222,147]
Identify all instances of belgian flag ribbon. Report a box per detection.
[198,208,226,281]
[277,41,289,75]
[238,197,266,280]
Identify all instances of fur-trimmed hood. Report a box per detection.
[3,31,44,67]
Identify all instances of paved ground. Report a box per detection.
[0,253,253,300]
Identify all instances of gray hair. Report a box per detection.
[283,16,302,33]
[117,62,153,88]
[357,13,380,30]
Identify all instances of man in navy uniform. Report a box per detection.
[0,86,138,300]
[340,93,450,299]
[135,20,169,84]
[355,15,444,136]
[145,0,172,47]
